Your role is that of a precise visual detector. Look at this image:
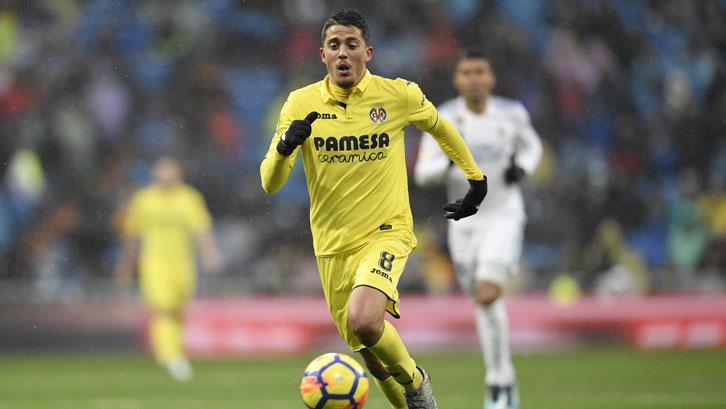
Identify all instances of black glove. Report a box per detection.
[443,177,488,220]
[277,111,318,156]
[504,155,525,184]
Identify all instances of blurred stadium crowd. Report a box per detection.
[0,0,725,304]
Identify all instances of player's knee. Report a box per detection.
[475,281,501,306]
[348,312,384,347]
[348,286,388,346]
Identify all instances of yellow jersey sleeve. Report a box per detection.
[427,116,484,181]
[260,98,302,194]
[401,78,483,181]
[403,79,439,131]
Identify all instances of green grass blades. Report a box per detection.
[1,348,725,409]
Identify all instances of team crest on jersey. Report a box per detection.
[369,104,387,124]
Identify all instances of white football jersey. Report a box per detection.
[415,95,542,227]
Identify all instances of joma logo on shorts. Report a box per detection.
[369,267,392,283]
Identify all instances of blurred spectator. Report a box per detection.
[0,0,724,300]
[582,218,649,295]
[669,169,709,274]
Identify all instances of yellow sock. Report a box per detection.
[373,375,407,409]
[368,321,422,391]
[150,314,183,363]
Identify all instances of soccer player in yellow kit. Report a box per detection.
[261,11,487,409]
[115,157,222,381]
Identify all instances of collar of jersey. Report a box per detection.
[458,95,494,115]
[320,69,372,104]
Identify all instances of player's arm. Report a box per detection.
[188,190,223,273]
[115,235,139,285]
[260,99,317,194]
[426,116,490,220]
[414,126,451,188]
[113,197,140,286]
[405,80,486,220]
[505,104,543,184]
[424,115,483,181]
[196,230,223,274]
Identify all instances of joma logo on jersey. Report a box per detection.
[369,104,387,124]
[316,112,337,119]
[313,133,389,151]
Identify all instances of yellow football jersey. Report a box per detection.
[261,70,482,256]
[124,183,211,275]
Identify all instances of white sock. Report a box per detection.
[476,298,516,386]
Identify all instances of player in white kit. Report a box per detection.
[414,50,542,409]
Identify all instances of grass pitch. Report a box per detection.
[1,347,725,409]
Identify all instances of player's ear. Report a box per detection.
[320,47,326,63]
[453,71,464,93]
[487,62,497,88]
[364,46,373,63]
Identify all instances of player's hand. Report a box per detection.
[504,163,525,184]
[202,250,224,275]
[504,155,525,184]
[443,177,488,220]
[113,264,134,288]
[277,111,318,156]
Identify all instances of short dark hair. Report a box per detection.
[321,10,369,45]
[459,48,488,61]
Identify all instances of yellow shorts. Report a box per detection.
[316,229,413,352]
[139,266,195,312]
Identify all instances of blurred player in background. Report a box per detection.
[261,10,487,409]
[415,50,542,409]
[115,157,222,381]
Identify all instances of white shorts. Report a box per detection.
[447,216,525,293]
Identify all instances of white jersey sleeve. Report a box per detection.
[511,103,542,176]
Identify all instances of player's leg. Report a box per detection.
[472,219,524,409]
[143,281,182,364]
[348,231,438,408]
[347,285,387,346]
[149,307,192,381]
[149,308,181,362]
[359,348,407,409]
[318,253,407,408]
[449,222,521,409]
[348,286,418,387]
[474,270,518,409]
[347,288,409,409]
[142,268,193,381]
[350,286,436,408]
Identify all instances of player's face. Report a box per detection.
[153,158,182,188]
[453,58,496,102]
[320,25,372,89]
